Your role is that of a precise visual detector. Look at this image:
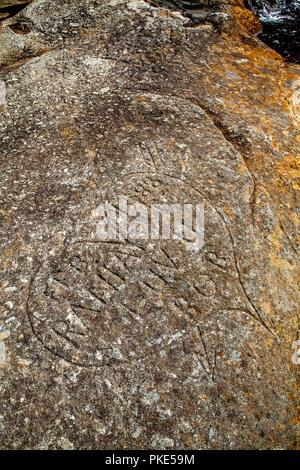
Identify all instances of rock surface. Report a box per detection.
[0,0,299,450]
[246,0,300,63]
[0,1,32,6]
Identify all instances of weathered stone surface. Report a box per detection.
[0,0,299,449]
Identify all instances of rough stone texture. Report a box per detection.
[0,0,299,450]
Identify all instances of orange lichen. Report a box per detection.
[60,127,74,137]
[232,6,262,35]
[136,96,148,103]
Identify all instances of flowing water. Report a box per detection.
[246,0,300,63]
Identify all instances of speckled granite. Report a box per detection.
[0,0,299,450]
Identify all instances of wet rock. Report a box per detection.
[0,0,299,450]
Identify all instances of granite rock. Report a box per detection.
[0,0,299,450]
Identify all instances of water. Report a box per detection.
[246,0,300,63]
